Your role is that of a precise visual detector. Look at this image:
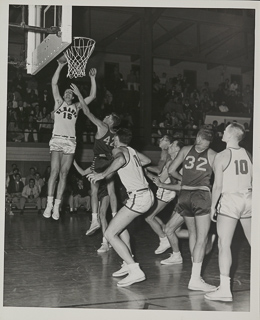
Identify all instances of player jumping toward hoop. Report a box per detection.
[43,60,97,220]
[78,90,121,235]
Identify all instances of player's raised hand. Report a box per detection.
[70,83,81,97]
[89,68,97,78]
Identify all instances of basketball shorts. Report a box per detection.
[125,188,154,214]
[217,191,252,220]
[49,137,76,155]
[91,155,113,174]
[175,189,211,217]
[156,187,176,203]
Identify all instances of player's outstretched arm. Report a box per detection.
[152,176,181,191]
[84,68,97,105]
[73,160,92,176]
[70,83,105,129]
[146,149,168,174]
[52,61,66,111]
[168,146,189,181]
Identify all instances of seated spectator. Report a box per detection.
[72,177,91,213]
[26,89,39,107]
[6,167,20,187]
[126,69,138,91]
[25,167,36,185]
[170,111,179,127]
[34,172,44,193]
[39,89,52,111]
[229,80,239,93]
[7,172,24,209]
[7,117,24,142]
[163,97,175,114]
[43,165,51,183]
[218,101,229,112]
[38,112,53,142]
[12,72,26,97]
[20,178,41,214]
[24,112,38,142]
[39,183,48,211]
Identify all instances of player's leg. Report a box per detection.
[52,153,74,220]
[97,194,110,253]
[145,199,170,254]
[185,214,216,292]
[104,206,145,287]
[106,173,118,216]
[86,181,101,235]
[161,211,184,265]
[43,151,61,218]
[205,215,237,301]
[240,218,251,245]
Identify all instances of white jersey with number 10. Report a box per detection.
[117,146,149,193]
[222,147,252,193]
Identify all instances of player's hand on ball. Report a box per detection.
[152,177,161,187]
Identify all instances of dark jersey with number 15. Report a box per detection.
[181,145,212,188]
[93,126,115,157]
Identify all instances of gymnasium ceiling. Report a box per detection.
[9,5,255,73]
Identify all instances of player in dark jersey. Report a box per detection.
[168,125,217,292]
[75,88,121,235]
[73,160,111,253]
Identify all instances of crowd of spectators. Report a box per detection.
[5,163,92,215]
[6,67,253,145]
[150,72,253,145]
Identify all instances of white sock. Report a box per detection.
[220,274,231,291]
[92,213,98,220]
[172,251,181,256]
[47,196,54,206]
[54,199,61,207]
[102,237,108,244]
[191,262,202,280]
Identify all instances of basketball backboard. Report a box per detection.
[26,5,72,75]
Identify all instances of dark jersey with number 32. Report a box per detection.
[93,126,115,157]
[181,145,212,188]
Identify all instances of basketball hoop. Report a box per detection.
[64,37,95,79]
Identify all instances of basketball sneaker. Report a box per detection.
[43,205,53,218]
[52,206,60,220]
[204,287,233,302]
[155,236,171,254]
[117,263,146,287]
[97,242,110,253]
[188,277,217,292]
[112,261,129,277]
[86,219,100,236]
[160,252,183,265]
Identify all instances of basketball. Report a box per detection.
[57,54,67,64]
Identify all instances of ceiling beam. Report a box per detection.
[153,21,194,49]
[162,8,254,31]
[98,13,141,48]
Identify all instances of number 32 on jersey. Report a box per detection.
[184,156,208,171]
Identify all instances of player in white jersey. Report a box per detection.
[205,123,252,302]
[87,128,154,287]
[43,60,97,220]
[145,140,188,257]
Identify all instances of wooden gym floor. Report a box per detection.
[3,208,251,313]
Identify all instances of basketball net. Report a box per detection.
[64,37,95,78]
